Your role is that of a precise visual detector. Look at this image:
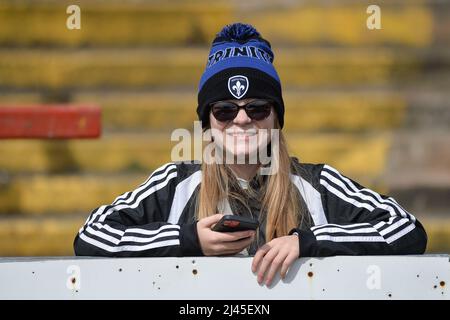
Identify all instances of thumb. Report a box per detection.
[199,213,224,228]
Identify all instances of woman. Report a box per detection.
[74,23,427,286]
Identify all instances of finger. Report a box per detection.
[251,244,271,273]
[264,251,289,286]
[280,252,298,279]
[199,214,224,228]
[215,230,256,242]
[229,234,255,250]
[218,234,255,253]
[220,245,250,256]
[256,247,279,284]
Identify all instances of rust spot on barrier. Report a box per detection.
[71,277,76,284]
[440,281,445,287]
[192,269,198,275]
[308,271,314,278]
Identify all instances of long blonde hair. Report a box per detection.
[196,124,310,241]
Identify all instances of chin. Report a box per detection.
[225,144,259,163]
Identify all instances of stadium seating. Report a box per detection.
[0,0,449,255]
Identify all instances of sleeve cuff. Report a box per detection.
[289,228,318,257]
[179,222,204,257]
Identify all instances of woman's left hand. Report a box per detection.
[251,235,300,286]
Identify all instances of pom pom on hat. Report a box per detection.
[215,23,261,42]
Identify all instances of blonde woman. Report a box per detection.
[74,23,427,286]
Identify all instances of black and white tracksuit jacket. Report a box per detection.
[74,159,427,257]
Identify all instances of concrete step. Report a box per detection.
[3,88,448,132]
[1,47,449,90]
[0,215,447,256]
[386,131,450,215]
[387,132,450,182]
[420,217,450,254]
[403,90,450,130]
[0,174,145,215]
[0,0,444,47]
[0,132,389,177]
[0,90,407,132]
[0,215,84,256]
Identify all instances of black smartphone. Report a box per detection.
[211,215,259,232]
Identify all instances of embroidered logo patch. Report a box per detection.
[228,75,249,99]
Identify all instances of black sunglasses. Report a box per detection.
[210,100,273,122]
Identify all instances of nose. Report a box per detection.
[232,108,252,125]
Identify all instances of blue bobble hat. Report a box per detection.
[197,23,285,128]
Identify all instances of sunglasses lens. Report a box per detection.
[246,101,272,120]
[211,100,272,122]
[212,103,238,122]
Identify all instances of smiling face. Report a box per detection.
[209,98,276,162]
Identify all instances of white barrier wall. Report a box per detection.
[0,255,448,300]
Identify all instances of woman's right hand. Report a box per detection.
[197,214,256,256]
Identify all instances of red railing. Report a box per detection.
[0,105,101,139]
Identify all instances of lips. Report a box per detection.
[226,129,257,137]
